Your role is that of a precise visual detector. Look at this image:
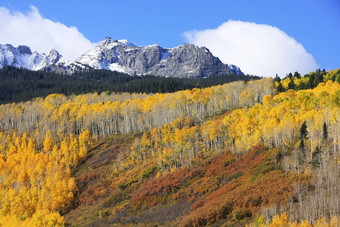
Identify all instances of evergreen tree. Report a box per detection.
[274,74,281,82]
[314,71,324,87]
[288,73,293,79]
[294,71,301,79]
[299,138,305,149]
[323,122,328,140]
[309,74,315,89]
[277,82,284,93]
[288,79,295,90]
[335,74,340,84]
[300,121,308,140]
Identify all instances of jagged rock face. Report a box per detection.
[118,44,165,74]
[0,44,28,68]
[17,45,32,55]
[0,37,243,78]
[75,37,240,78]
[49,49,62,65]
[0,44,69,71]
[145,44,233,78]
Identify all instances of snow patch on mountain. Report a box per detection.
[118,39,136,47]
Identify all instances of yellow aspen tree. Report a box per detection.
[43,130,53,152]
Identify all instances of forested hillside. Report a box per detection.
[0,70,339,226]
[0,66,259,104]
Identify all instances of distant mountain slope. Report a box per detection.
[0,38,243,78]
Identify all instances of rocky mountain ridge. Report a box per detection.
[0,37,243,78]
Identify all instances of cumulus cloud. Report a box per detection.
[184,20,318,77]
[0,6,96,61]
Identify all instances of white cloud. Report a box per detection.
[184,20,319,77]
[0,6,96,61]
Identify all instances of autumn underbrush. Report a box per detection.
[63,137,312,226]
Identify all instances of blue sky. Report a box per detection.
[0,0,339,76]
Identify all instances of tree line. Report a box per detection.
[0,66,260,104]
[275,69,340,92]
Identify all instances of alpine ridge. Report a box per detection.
[0,37,243,78]
[0,44,69,71]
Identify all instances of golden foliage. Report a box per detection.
[0,130,91,225]
[257,212,340,227]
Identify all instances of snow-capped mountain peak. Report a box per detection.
[99,37,136,48]
[0,44,69,71]
[0,38,244,77]
[75,36,141,73]
[48,49,61,64]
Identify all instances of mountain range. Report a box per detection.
[0,37,242,78]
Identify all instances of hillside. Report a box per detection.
[62,76,340,226]
[0,72,339,226]
[63,131,310,226]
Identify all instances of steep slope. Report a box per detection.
[1,72,340,226]
[62,80,340,226]
[0,78,279,226]
[63,136,308,226]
